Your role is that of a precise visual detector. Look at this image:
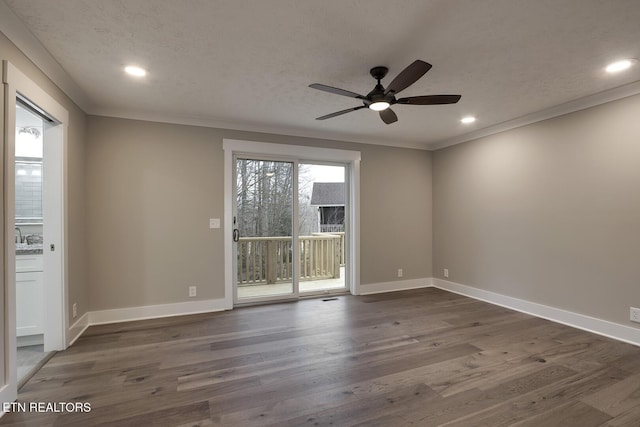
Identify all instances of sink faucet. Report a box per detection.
[15,227,22,244]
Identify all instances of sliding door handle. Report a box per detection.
[233,229,240,242]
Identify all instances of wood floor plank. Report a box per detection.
[360,364,578,426]
[440,366,628,427]
[2,288,640,426]
[600,404,640,427]
[275,382,438,427]
[581,372,640,416]
[512,401,611,427]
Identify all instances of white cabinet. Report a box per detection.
[16,254,43,273]
[16,254,44,337]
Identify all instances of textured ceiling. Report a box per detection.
[4,0,640,149]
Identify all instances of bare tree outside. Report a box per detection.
[236,159,293,237]
[298,164,320,235]
[236,161,340,237]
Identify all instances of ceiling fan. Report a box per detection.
[309,60,461,125]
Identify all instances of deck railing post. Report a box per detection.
[333,237,340,278]
[266,240,277,284]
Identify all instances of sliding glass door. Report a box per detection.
[225,139,360,304]
[234,158,296,302]
[232,154,351,304]
[298,163,348,294]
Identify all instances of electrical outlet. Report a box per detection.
[72,303,77,318]
[189,286,197,297]
[444,268,449,278]
[209,218,220,229]
[631,307,640,323]
[397,268,403,278]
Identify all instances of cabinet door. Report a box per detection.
[16,254,44,273]
[16,272,44,337]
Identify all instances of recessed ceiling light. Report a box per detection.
[461,116,476,124]
[606,59,633,73]
[124,65,147,77]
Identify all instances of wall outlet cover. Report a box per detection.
[189,286,197,297]
[631,307,640,323]
[72,303,77,318]
[444,268,449,278]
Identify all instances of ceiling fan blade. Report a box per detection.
[385,60,432,95]
[379,108,398,124]
[316,106,366,120]
[396,94,461,105]
[309,83,365,99]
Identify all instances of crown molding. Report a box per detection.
[90,107,430,151]
[96,79,640,153]
[0,0,92,111]
[431,80,640,150]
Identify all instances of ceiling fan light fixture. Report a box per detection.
[369,101,390,111]
[605,59,633,73]
[124,65,147,77]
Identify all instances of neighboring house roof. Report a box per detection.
[310,183,345,206]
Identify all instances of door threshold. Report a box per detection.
[299,290,350,299]
[234,298,298,308]
[234,290,351,308]
[18,351,55,391]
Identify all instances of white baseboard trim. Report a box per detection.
[88,298,229,326]
[67,312,89,347]
[64,299,228,348]
[358,277,431,295]
[432,278,640,347]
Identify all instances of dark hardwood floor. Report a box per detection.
[3,287,640,426]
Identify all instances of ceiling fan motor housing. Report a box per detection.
[366,66,393,106]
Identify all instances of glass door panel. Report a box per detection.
[298,163,347,294]
[235,158,295,301]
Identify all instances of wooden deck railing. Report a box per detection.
[320,224,344,233]
[237,232,345,285]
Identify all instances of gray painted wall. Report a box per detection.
[86,116,433,310]
[433,93,640,327]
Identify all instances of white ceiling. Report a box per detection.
[3,0,640,150]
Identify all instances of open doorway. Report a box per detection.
[14,100,54,386]
[2,61,68,405]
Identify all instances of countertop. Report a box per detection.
[16,243,43,255]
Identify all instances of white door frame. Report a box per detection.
[223,139,361,309]
[2,61,68,407]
